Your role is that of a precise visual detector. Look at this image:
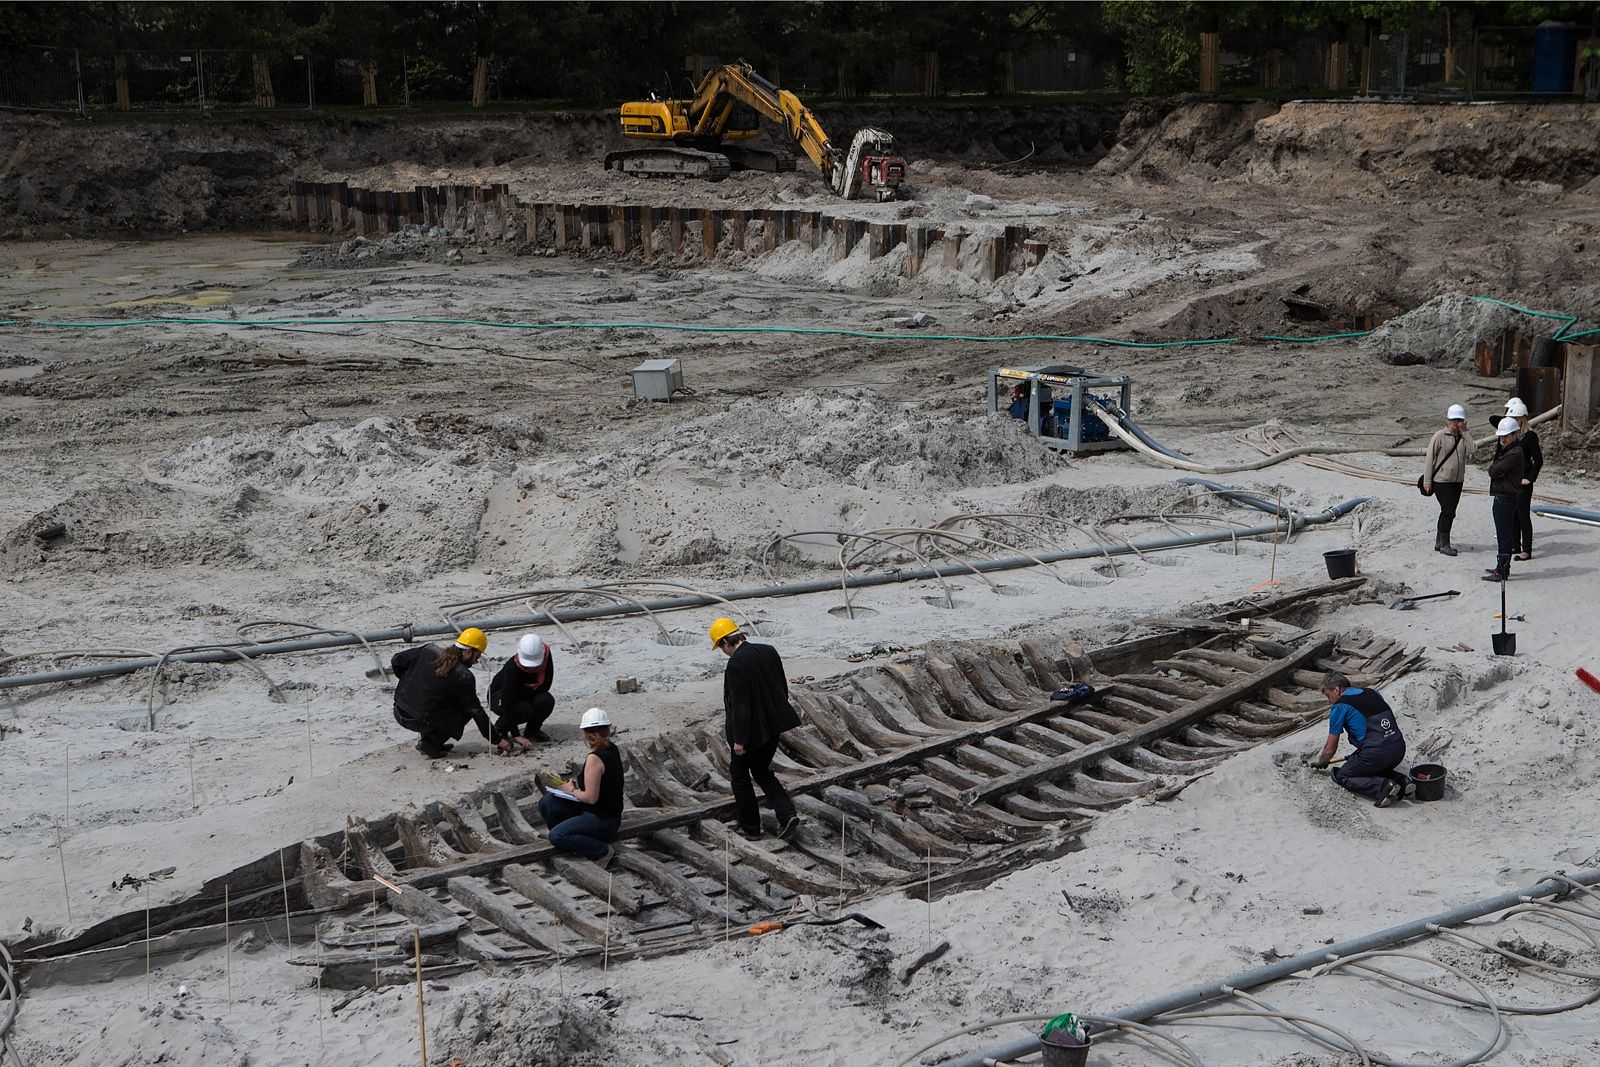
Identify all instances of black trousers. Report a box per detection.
[1515,486,1534,554]
[1333,739,1407,802]
[1491,494,1518,575]
[393,706,459,749]
[1432,481,1462,545]
[730,737,795,834]
[495,691,554,739]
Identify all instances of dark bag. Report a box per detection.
[1418,435,1460,497]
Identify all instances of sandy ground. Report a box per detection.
[4,142,1600,1066]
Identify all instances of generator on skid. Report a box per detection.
[987,365,1132,455]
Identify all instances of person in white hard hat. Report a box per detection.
[1483,416,1526,583]
[1502,398,1542,560]
[488,633,556,752]
[1422,404,1469,556]
[537,707,624,866]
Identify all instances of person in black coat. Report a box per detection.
[391,628,498,758]
[1484,418,1526,583]
[1505,400,1542,559]
[711,618,801,840]
[489,633,556,749]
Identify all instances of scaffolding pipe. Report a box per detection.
[0,494,1368,693]
[943,865,1600,1067]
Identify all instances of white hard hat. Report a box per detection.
[1504,398,1529,418]
[1446,404,1467,420]
[1496,416,1521,437]
[580,707,612,730]
[516,633,546,667]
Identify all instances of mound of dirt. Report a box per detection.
[433,981,626,1067]
[522,390,1056,494]
[1362,292,1523,367]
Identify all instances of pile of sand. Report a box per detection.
[432,980,630,1066]
[1364,292,1524,367]
[518,391,1056,495]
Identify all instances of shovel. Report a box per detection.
[1389,589,1460,611]
[1491,581,1516,656]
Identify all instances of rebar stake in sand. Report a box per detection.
[315,937,325,1047]
[926,844,933,949]
[145,883,152,999]
[188,748,198,811]
[224,884,232,1011]
[279,849,293,950]
[1270,487,1284,582]
[603,871,614,977]
[553,922,565,998]
[63,744,69,829]
[412,926,427,1067]
[723,834,731,943]
[305,716,314,780]
[54,825,71,924]
[371,881,379,991]
[837,810,847,911]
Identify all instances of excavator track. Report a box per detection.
[605,147,732,181]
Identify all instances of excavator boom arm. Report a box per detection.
[686,65,840,182]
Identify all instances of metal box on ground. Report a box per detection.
[631,358,684,402]
[987,364,1133,455]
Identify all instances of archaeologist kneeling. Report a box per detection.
[390,627,501,758]
[1312,671,1407,808]
[538,707,625,867]
[489,632,556,751]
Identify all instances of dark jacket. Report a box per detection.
[1520,429,1543,485]
[391,644,496,743]
[488,650,554,717]
[723,641,801,750]
[1488,439,1526,497]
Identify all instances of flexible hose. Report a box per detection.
[0,940,18,1061]
[891,1012,1204,1067]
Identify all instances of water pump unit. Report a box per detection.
[988,365,1132,455]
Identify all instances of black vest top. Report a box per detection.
[578,744,625,820]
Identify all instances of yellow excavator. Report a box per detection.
[606,63,906,201]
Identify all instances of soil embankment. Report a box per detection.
[0,102,1126,234]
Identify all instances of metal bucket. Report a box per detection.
[1411,763,1448,801]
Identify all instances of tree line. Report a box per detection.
[2,1,1596,101]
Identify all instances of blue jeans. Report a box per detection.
[537,794,620,861]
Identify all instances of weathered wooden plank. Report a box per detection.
[552,857,644,917]
[447,876,558,952]
[964,638,1335,803]
[437,802,509,853]
[689,823,856,897]
[647,829,785,912]
[612,844,722,924]
[396,812,466,868]
[501,863,623,948]
[490,790,543,845]
[348,822,399,879]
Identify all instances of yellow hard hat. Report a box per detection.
[455,627,489,653]
[708,617,741,648]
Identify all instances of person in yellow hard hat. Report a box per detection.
[390,627,502,758]
[711,617,801,840]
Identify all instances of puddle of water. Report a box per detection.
[828,605,880,619]
[922,596,970,609]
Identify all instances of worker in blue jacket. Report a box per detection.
[1311,671,1407,808]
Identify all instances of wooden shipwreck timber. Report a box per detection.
[20,578,1418,990]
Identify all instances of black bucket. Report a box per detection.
[1041,1032,1090,1067]
[1323,549,1358,580]
[1491,632,1517,656]
[1411,763,1448,801]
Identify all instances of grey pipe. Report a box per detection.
[1097,398,1192,461]
[1532,503,1600,528]
[0,494,1368,692]
[944,865,1600,1067]
[1179,476,1292,518]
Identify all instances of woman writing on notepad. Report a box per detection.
[537,707,625,867]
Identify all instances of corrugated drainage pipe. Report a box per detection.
[0,495,1368,693]
[941,868,1600,1067]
